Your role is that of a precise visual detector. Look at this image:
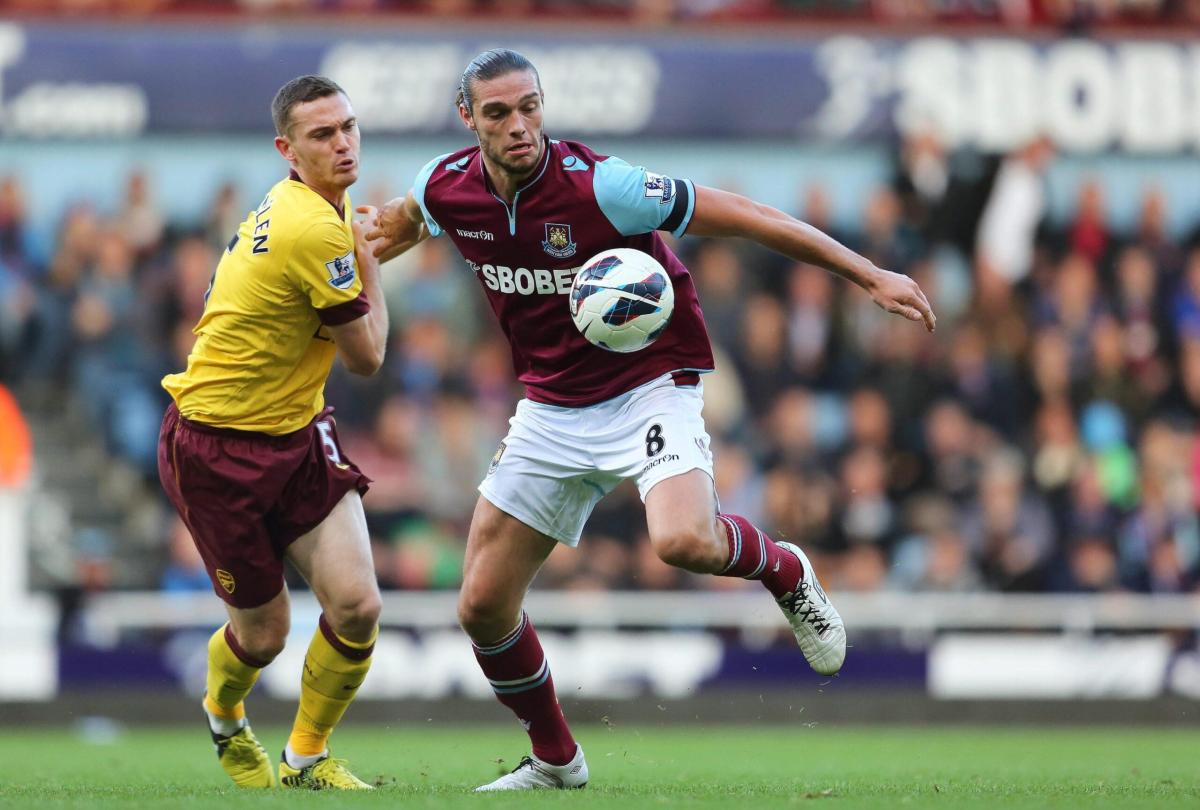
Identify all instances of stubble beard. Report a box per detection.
[483,137,542,186]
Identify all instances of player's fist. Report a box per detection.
[866,267,936,332]
[366,197,405,254]
[366,192,427,259]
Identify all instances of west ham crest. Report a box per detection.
[488,441,506,476]
[542,223,577,259]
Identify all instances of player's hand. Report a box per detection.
[366,196,408,257]
[353,206,383,272]
[866,267,936,332]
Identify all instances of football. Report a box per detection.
[568,248,675,353]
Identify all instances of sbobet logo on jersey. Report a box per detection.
[469,261,582,296]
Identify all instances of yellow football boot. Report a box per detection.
[279,752,373,790]
[211,725,277,788]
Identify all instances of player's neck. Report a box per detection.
[481,155,539,204]
[289,168,347,216]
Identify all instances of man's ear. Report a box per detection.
[274,135,293,162]
[457,103,476,132]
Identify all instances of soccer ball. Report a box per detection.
[569,248,675,353]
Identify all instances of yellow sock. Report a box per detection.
[288,615,376,756]
[205,624,265,721]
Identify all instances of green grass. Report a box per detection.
[0,725,1196,808]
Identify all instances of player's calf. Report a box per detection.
[714,513,804,597]
[286,614,376,767]
[471,612,577,767]
[202,623,275,788]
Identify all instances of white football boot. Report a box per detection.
[774,542,846,676]
[474,744,588,791]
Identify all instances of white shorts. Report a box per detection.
[478,373,715,546]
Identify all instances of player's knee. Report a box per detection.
[652,526,724,573]
[237,623,288,663]
[457,590,513,643]
[326,589,382,641]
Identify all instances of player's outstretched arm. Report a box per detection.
[367,191,429,261]
[687,185,936,332]
[326,210,390,375]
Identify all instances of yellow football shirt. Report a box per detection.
[162,176,367,435]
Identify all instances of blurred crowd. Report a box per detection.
[2,132,1199,601]
[4,0,1199,28]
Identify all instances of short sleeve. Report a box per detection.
[288,220,367,326]
[593,156,696,239]
[412,153,452,238]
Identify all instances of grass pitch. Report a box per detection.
[0,724,1195,808]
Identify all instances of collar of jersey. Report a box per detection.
[287,169,347,220]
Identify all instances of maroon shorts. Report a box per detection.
[157,403,370,609]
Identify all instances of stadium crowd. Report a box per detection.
[1,134,1198,600]
[4,0,1199,27]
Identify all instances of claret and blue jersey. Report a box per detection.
[413,137,715,407]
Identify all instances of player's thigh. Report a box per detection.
[479,399,614,547]
[617,380,715,503]
[461,495,558,624]
[158,404,292,610]
[286,490,378,616]
[643,467,720,546]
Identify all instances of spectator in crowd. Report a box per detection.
[975,136,1053,285]
[961,449,1055,591]
[119,169,165,259]
[161,516,212,593]
[71,226,162,474]
[1066,179,1109,265]
[891,495,981,592]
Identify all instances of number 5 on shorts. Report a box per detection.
[316,420,344,465]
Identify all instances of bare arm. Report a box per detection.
[327,209,389,375]
[687,185,936,331]
[366,191,429,261]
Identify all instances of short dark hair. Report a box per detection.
[455,49,540,114]
[271,75,346,136]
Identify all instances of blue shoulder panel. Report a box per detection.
[411,152,451,238]
[593,156,694,239]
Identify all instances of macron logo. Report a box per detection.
[456,228,495,241]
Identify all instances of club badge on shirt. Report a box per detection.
[542,223,577,259]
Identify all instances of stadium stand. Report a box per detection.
[1,0,1198,27]
[3,124,1198,600]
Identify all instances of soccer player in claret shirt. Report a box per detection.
[158,76,400,790]
[369,49,936,791]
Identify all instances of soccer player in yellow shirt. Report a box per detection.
[158,76,410,790]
